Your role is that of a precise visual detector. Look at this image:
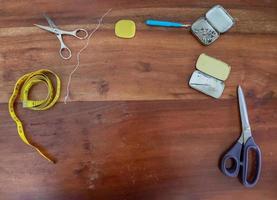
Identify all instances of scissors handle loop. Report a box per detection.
[242,137,262,187]
[220,141,242,177]
[73,28,89,39]
[55,34,72,59]
[61,29,88,40]
[60,46,72,60]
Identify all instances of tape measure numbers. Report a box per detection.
[9,69,61,163]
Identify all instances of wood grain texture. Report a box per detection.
[0,0,277,102]
[0,100,277,200]
[0,0,277,200]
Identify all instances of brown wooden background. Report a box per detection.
[0,0,277,199]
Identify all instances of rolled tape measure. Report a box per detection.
[9,69,61,163]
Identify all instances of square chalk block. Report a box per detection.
[115,20,136,39]
[196,53,231,81]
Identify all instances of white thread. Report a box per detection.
[64,8,112,104]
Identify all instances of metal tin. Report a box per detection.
[189,70,225,98]
[206,5,235,33]
[191,5,235,45]
[191,17,219,45]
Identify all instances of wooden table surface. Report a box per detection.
[0,0,276,199]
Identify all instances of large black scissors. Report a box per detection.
[220,86,262,187]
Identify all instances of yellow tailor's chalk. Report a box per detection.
[115,19,136,39]
[196,53,231,81]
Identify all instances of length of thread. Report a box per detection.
[64,8,112,104]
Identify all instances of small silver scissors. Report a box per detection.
[220,86,262,187]
[34,14,89,59]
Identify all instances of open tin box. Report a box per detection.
[189,54,231,98]
[191,5,235,45]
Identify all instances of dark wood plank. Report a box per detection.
[0,98,276,200]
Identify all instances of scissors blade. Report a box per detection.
[43,14,58,29]
[238,86,251,133]
[34,24,56,34]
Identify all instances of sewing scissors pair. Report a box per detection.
[34,14,88,59]
[220,86,261,187]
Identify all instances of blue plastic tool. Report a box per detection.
[145,19,190,28]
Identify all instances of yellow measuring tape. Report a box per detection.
[9,69,61,163]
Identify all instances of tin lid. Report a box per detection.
[205,5,235,33]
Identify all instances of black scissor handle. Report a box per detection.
[242,137,262,187]
[221,141,242,177]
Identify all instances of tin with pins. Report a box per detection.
[145,5,235,45]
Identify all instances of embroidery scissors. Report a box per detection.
[34,14,89,59]
[220,86,262,187]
